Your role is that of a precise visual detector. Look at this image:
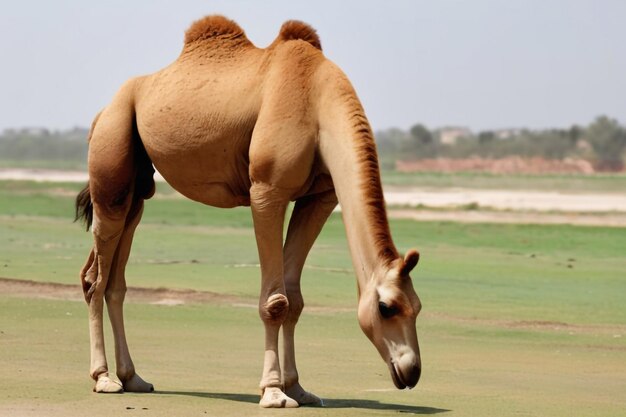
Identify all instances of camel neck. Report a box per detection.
[318,93,398,293]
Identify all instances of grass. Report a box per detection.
[0,159,87,170]
[380,170,626,192]
[2,296,624,417]
[0,180,625,416]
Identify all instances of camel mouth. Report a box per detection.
[389,361,407,390]
[389,359,420,389]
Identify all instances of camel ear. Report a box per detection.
[400,249,420,276]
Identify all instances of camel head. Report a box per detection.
[357,249,422,389]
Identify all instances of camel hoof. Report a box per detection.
[94,375,124,393]
[123,373,154,393]
[285,383,324,407]
[259,387,299,408]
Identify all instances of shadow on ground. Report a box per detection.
[158,391,450,414]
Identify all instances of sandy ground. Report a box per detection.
[388,209,626,227]
[2,168,625,226]
[0,277,238,306]
[384,186,626,212]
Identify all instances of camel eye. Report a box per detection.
[378,301,399,319]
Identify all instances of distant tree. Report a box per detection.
[409,124,433,145]
[375,118,625,170]
[586,116,626,171]
[0,128,89,169]
[478,131,495,144]
[527,130,575,159]
[568,125,582,144]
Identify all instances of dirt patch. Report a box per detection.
[0,168,165,183]
[384,187,626,213]
[0,169,89,182]
[506,320,573,330]
[0,277,241,306]
[425,310,626,337]
[0,277,353,314]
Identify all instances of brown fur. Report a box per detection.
[353,121,398,264]
[277,20,322,50]
[337,88,398,264]
[184,15,247,44]
[74,111,102,230]
[75,112,154,231]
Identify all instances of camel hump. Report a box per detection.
[277,20,322,50]
[184,15,247,44]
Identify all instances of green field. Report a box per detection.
[1,180,625,416]
[0,159,87,170]
[380,170,626,192]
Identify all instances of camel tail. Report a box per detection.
[75,183,93,231]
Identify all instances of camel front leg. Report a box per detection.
[250,183,298,408]
[282,190,337,406]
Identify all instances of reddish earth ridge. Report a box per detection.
[396,157,601,174]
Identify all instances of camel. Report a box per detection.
[75,15,422,408]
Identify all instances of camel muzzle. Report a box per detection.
[389,355,421,389]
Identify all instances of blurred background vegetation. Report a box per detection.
[1,115,625,173]
[0,127,89,170]
[376,115,626,173]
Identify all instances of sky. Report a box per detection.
[1,0,625,132]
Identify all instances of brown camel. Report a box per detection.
[75,15,422,408]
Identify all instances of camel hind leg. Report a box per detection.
[80,193,132,393]
[78,82,155,393]
[81,189,154,393]
[105,199,153,394]
[81,167,154,393]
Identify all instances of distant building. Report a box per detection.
[438,127,472,145]
[494,128,523,140]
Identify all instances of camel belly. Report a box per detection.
[135,80,258,207]
[153,149,251,208]
[138,122,253,208]
[168,178,251,208]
